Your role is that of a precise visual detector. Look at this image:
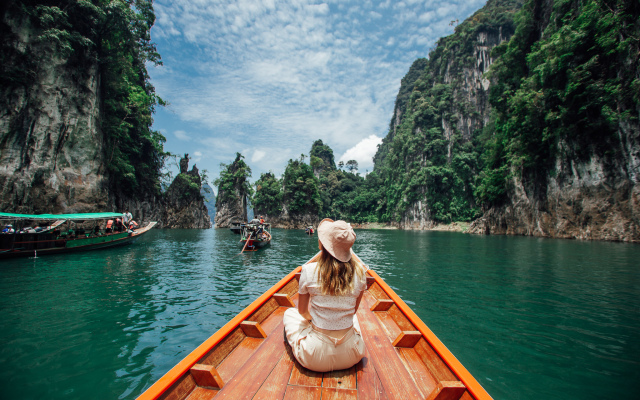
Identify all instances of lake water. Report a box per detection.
[0,228,638,399]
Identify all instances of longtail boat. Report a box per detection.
[239,223,272,251]
[0,212,157,259]
[137,252,492,400]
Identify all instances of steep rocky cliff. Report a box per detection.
[162,155,211,229]
[469,0,640,242]
[0,2,210,229]
[214,153,251,228]
[373,0,522,229]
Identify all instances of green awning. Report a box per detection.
[0,212,124,221]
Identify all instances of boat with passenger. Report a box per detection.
[136,251,493,400]
[0,212,156,259]
[239,222,271,251]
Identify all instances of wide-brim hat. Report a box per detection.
[317,218,356,263]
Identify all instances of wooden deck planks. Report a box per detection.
[184,387,218,400]
[214,320,287,399]
[356,293,425,400]
[356,347,388,400]
[215,337,263,382]
[289,358,323,387]
[252,345,296,400]
[321,388,358,400]
[322,366,357,389]
[282,386,321,400]
[396,347,439,398]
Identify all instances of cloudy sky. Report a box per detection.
[149,0,486,185]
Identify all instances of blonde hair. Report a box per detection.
[316,246,365,296]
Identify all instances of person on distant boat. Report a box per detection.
[123,210,132,226]
[2,224,14,233]
[249,216,260,225]
[105,219,113,233]
[259,215,265,224]
[283,219,367,372]
[129,220,139,230]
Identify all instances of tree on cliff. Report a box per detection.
[252,172,282,218]
[309,139,337,177]
[214,153,252,227]
[282,157,322,217]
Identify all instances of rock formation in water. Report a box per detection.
[214,153,251,228]
[0,2,211,229]
[162,154,212,229]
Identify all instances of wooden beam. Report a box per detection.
[294,272,302,281]
[370,299,394,312]
[393,331,422,348]
[190,364,224,389]
[366,276,375,289]
[425,381,466,400]
[240,321,267,338]
[273,293,295,307]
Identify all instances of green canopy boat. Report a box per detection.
[0,212,156,259]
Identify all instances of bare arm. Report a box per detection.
[298,293,312,321]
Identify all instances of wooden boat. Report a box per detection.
[0,212,157,259]
[239,223,271,251]
[137,252,493,400]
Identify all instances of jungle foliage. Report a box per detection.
[1,0,166,198]
[215,153,253,207]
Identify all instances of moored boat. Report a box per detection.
[229,221,242,235]
[0,212,156,259]
[136,252,493,400]
[305,226,314,235]
[239,222,271,251]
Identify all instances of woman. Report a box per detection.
[283,218,367,372]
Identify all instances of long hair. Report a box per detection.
[316,246,365,296]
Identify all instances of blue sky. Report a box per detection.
[149,0,486,187]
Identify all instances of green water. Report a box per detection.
[0,229,638,399]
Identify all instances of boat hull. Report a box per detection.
[136,252,493,400]
[0,221,156,259]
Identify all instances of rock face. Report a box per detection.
[0,13,110,215]
[0,9,210,229]
[214,154,250,228]
[162,155,212,229]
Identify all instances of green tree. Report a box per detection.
[253,172,282,217]
[282,159,321,216]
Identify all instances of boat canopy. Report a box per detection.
[0,212,123,221]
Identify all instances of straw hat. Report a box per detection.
[317,218,356,262]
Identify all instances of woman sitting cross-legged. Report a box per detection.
[283,218,367,372]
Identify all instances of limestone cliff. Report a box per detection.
[214,153,251,228]
[0,3,211,229]
[162,155,211,229]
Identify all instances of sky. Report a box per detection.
[149,0,487,186]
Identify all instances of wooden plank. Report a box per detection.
[396,347,439,398]
[294,272,301,281]
[413,338,457,382]
[356,348,388,400]
[460,391,474,400]
[393,331,422,348]
[190,364,224,389]
[216,337,263,383]
[240,321,267,338]
[289,358,323,387]
[356,294,424,400]
[158,374,196,400]
[370,299,394,311]
[425,381,466,400]
[371,311,402,342]
[321,387,358,400]
[366,276,375,289]
[199,328,246,368]
[387,304,416,332]
[185,387,218,400]
[283,385,321,400]
[367,282,390,301]
[252,343,296,400]
[260,306,287,335]
[322,366,357,389]
[247,297,279,325]
[213,319,287,399]
[273,293,295,307]
[278,278,299,297]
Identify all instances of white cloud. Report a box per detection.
[338,135,383,172]
[252,150,266,162]
[174,130,191,141]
